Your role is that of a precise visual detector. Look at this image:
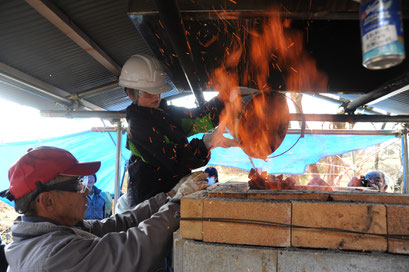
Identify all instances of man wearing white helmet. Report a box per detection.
[119,54,236,207]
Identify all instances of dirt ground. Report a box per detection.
[0,201,18,244]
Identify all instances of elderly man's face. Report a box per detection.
[367,176,388,192]
[46,176,90,226]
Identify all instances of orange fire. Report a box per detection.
[208,9,328,160]
[248,168,333,192]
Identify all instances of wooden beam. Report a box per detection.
[25,0,121,76]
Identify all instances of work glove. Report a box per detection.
[237,86,260,96]
[226,86,260,104]
[203,126,239,150]
[169,171,209,202]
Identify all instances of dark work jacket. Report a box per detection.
[0,237,7,272]
[126,97,224,207]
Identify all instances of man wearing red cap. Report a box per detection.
[1,146,208,271]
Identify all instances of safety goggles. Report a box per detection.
[139,91,161,99]
[39,176,90,194]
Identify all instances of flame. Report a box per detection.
[249,169,333,192]
[208,9,328,160]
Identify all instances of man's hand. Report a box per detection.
[170,171,209,201]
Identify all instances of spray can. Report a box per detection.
[360,0,405,69]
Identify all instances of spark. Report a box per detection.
[198,34,218,48]
[290,66,298,73]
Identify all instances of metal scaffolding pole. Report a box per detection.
[344,72,409,114]
[402,126,409,194]
[41,111,409,123]
[287,129,396,135]
[41,110,126,119]
[113,121,122,213]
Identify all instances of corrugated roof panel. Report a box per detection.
[1,0,408,115]
[0,0,117,98]
[369,92,409,115]
[338,92,409,115]
[55,0,152,65]
[85,87,131,111]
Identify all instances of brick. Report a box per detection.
[331,192,409,205]
[387,205,409,254]
[208,182,409,205]
[207,182,249,199]
[247,191,330,201]
[202,198,291,247]
[180,192,205,240]
[292,202,387,251]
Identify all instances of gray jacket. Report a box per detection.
[5,193,179,272]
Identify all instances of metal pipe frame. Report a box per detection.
[291,113,409,123]
[154,0,205,105]
[91,127,396,135]
[41,110,126,119]
[309,93,380,115]
[70,83,119,100]
[344,72,409,114]
[287,129,397,135]
[91,127,117,133]
[41,110,409,123]
[402,126,409,194]
[0,62,103,110]
[113,121,122,212]
[0,72,71,106]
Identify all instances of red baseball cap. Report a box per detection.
[8,146,101,200]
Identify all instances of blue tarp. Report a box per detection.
[0,130,396,206]
[0,131,131,206]
[202,133,396,174]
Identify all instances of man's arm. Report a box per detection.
[41,200,180,272]
[169,96,225,136]
[87,192,168,235]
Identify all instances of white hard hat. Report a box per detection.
[119,54,174,94]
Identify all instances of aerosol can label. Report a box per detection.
[360,0,405,69]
